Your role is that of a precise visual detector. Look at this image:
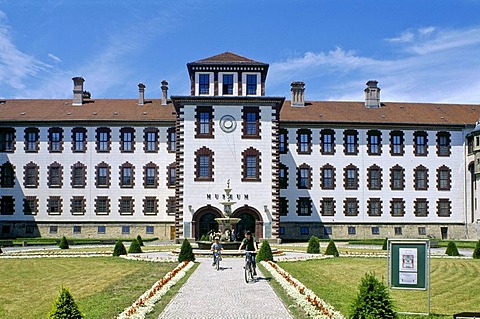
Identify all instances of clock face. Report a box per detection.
[220,115,236,133]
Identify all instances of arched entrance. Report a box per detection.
[232,206,263,240]
[192,206,223,240]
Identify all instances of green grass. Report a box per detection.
[0,257,183,318]
[277,258,480,317]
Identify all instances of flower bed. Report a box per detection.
[261,260,345,319]
[117,260,194,319]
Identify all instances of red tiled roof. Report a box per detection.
[191,52,267,65]
[0,99,176,123]
[280,100,480,126]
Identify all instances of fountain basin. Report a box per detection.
[196,241,242,250]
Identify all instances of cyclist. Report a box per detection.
[211,236,223,267]
[238,230,258,275]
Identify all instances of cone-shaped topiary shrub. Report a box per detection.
[59,236,69,249]
[128,238,143,254]
[136,235,144,246]
[113,240,127,256]
[473,240,480,259]
[256,240,274,262]
[178,239,195,262]
[0,247,3,254]
[307,235,320,254]
[325,239,339,257]
[350,272,397,319]
[382,237,388,250]
[48,287,83,319]
[445,241,460,256]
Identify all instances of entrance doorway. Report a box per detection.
[232,206,264,240]
[192,207,223,240]
[441,227,448,240]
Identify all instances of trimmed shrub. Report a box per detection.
[113,240,127,256]
[350,272,397,319]
[128,238,143,254]
[178,239,195,262]
[473,240,480,259]
[200,234,209,241]
[445,241,460,256]
[256,240,274,262]
[136,235,144,246]
[325,239,339,257]
[59,236,69,249]
[48,287,83,319]
[307,236,320,254]
[382,237,388,250]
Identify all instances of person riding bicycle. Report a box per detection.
[238,230,258,275]
[211,236,223,266]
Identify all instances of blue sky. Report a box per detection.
[1,0,480,103]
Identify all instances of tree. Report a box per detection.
[445,241,460,256]
[325,239,339,257]
[178,239,195,262]
[307,236,320,254]
[113,240,127,256]
[473,240,480,259]
[136,235,144,246]
[256,240,274,262]
[350,272,397,319]
[128,238,143,253]
[59,236,69,249]
[382,237,388,250]
[48,287,83,319]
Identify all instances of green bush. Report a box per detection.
[350,272,397,319]
[307,236,320,254]
[48,287,83,319]
[59,236,69,249]
[112,240,127,257]
[128,238,143,254]
[445,241,460,256]
[382,237,388,250]
[256,240,274,262]
[178,239,195,262]
[325,239,339,257]
[473,240,480,259]
[200,234,209,241]
[136,235,144,246]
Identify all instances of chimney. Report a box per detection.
[72,77,85,105]
[161,80,168,105]
[138,83,145,106]
[291,81,305,107]
[365,80,381,108]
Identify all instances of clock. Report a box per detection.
[220,115,236,133]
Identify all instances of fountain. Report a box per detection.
[196,180,242,250]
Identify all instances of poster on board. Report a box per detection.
[399,248,417,272]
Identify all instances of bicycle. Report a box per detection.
[244,251,256,283]
[213,249,221,271]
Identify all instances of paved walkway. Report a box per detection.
[157,255,293,319]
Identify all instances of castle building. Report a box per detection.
[1,52,480,241]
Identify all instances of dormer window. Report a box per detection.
[199,74,210,95]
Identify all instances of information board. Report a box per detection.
[388,240,429,290]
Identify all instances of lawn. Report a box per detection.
[0,257,183,318]
[277,257,480,317]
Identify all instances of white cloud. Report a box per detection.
[0,11,52,93]
[386,30,415,43]
[268,26,480,103]
[48,53,62,63]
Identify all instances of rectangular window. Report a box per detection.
[390,132,404,156]
[324,226,333,236]
[0,196,14,215]
[246,155,257,178]
[348,226,356,235]
[25,129,39,152]
[146,131,157,152]
[145,167,156,187]
[24,197,38,215]
[394,226,403,236]
[322,132,334,154]
[300,226,309,235]
[368,134,381,154]
[346,168,356,189]
[298,131,311,154]
[48,197,62,215]
[368,198,382,216]
[298,168,309,189]
[414,198,428,217]
[98,130,110,152]
[73,130,85,152]
[122,226,130,234]
[297,198,312,216]
[279,197,288,216]
[167,197,176,216]
[121,167,133,187]
[246,74,257,95]
[344,131,358,155]
[223,74,233,95]
[25,166,37,187]
[199,155,210,178]
[49,226,58,234]
[73,226,81,234]
[418,227,426,236]
[196,107,213,138]
[72,167,85,188]
[120,197,134,215]
[437,199,451,217]
[49,129,63,152]
[199,74,210,95]
[0,128,15,152]
[97,167,108,187]
[95,197,109,215]
[414,133,428,156]
[122,131,133,152]
[168,165,176,188]
[146,226,154,234]
[98,226,106,234]
[391,199,405,217]
[71,197,85,215]
[279,227,285,235]
[168,127,176,152]
[144,197,158,215]
[279,130,288,153]
[321,197,335,216]
[344,198,359,216]
[437,132,451,156]
[371,226,380,235]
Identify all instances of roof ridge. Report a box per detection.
[192,52,266,64]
